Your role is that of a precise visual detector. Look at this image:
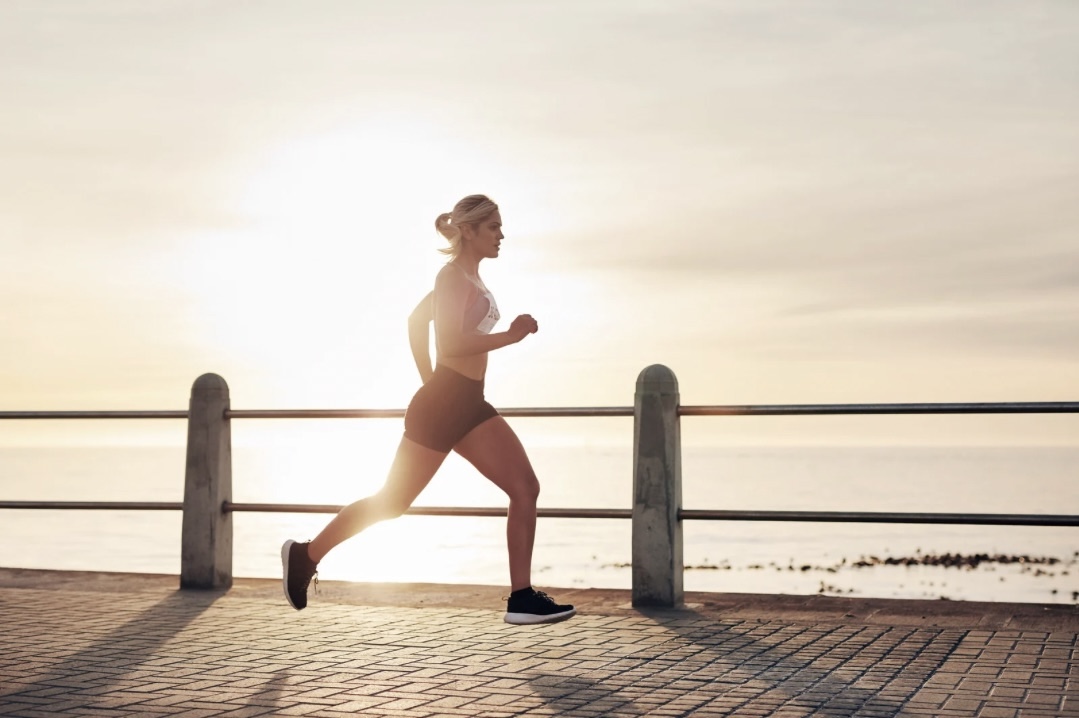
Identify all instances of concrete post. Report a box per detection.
[180,373,232,589]
[632,364,683,608]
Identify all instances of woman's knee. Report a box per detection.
[509,472,540,505]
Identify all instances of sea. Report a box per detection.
[1,421,1077,605]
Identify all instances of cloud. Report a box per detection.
[1,0,1076,410]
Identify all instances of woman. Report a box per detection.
[281,194,575,625]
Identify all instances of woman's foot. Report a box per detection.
[281,539,318,610]
[504,587,576,625]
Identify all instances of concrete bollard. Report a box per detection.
[180,373,233,590]
[632,364,683,608]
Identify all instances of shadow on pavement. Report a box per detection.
[243,667,294,713]
[526,606,965,717]
[1,589,222,713]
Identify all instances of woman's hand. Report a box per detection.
[508,314,539,343]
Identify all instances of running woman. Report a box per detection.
[282,194,575,625]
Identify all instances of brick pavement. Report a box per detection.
[0,574,1076,717]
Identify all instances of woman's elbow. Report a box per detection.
[408,313,429,333]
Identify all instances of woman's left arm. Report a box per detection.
[408,291,434,383]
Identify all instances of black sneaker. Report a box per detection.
[504,589,576,625]
[281,539,318,610]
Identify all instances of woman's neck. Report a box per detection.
[452,256,481,279]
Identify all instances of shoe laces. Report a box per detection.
[505,589,556,606]
[296,559,318,595]
[302,543,319,594]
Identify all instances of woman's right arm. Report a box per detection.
[408,291,434,383]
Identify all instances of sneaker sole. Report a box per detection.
[281,539,301,610]
[504,608,576,625]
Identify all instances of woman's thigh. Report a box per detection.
[453,416,539,500]
[376,436,449,511]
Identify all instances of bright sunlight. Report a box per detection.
[177,115,554,408]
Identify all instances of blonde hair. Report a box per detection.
[434,194,499,258]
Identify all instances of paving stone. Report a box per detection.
[1,584,1077,717]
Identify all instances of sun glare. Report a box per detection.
[166,113,613,514]
[178,116,558,408]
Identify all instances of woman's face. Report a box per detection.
[464,211,503,259]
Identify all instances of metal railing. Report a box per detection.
[4,502,1074,528]
[6,400,1073,421]
[3,401,1074,526]
[2,367,1077,606]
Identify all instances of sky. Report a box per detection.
[1,1,1077,447]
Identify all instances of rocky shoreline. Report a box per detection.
[666,550,1079,574]
[596,551,1079,602]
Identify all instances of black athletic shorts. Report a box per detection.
[404,364,499,452]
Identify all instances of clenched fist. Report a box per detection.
[508,314,539,343]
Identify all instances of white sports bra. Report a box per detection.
[451,264,500,334]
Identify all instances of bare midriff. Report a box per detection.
[435,350,488,382]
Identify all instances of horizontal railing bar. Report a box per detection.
[225,407,635,419]
[679,510,1079,526]
[3,402,1075,421]
[228,409,402,419]
[0,411,188,420]
[3,501,1075,527]
[225,502,631,519]
[0,501,183,511]
[680,402,1079,416]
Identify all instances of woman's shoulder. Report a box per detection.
[435,262,460,283]
[435,263,473,294]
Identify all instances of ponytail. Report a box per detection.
[433,195,498,258]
